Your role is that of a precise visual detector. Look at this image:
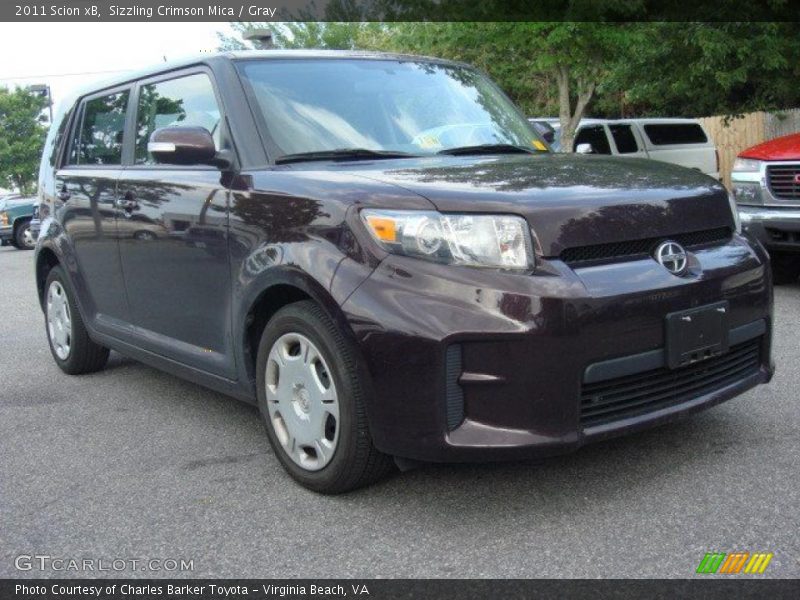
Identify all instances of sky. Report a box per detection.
[0,22,239,114]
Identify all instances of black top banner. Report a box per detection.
[2,0,800,22]
[3,579,800,600]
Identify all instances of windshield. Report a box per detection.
[237,58,545,159]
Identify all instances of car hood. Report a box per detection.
[738,132,800,161]
[0,197,34,211]
[341,153,731,257]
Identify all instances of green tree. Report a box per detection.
[613,22,800,118]
[0,87,48,194]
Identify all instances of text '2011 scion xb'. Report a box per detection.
[34,51,773,492]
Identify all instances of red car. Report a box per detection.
[732,132,800,283]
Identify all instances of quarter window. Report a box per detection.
[643,123,707,145]
[48,105,73,166]
[68,91,129,165]
[134,73,221,164]
[609,124,638,154]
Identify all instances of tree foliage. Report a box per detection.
[610,22,800,118]
[0,87,48,194]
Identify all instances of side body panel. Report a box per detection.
[114,169,234,378]
[228,168,435,390]
[635,122,718,176]
[54,168,129,328]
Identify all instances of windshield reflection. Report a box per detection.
[238,59,543,158]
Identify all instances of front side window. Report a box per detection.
[237,59,543,158]
[574,126,612,154]
[68,91,129,165]
[134,73,221,164]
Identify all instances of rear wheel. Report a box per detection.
[44,266,109,374]
[14,219,35,250]
[256,300,394,493]
[771,253,800,285]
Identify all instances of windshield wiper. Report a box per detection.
[275,148,419,165]
[437,143,542,156]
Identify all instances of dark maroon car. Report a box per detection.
[34,51,773,493]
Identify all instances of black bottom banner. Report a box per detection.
[2,579,799,600]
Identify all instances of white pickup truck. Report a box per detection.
[533,118,720,179]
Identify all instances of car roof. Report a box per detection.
[614,118,705,125]
[68,49,466,100]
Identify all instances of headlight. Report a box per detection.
[732,158,761,173]
[727,192,742,234]
[0,212,7,226]
[361,209,534,269]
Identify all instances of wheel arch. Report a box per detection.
[12,214,31,232]
[35,245,61,308]
[12,215,32,244]
[239,267,357,386]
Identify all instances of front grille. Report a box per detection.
[580,338,761,428]
[560,227,731,266]
[767,164,800,200]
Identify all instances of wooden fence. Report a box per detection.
[698,109,800,189]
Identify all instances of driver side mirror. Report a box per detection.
[575,143,594,154]
[148,127,231,168]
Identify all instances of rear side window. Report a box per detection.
[643,123,707,145]
[68,91,129,165]
[574,125,611,154]
[134,73,221,164]
[609,124,638,154]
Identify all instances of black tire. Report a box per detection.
[14,219,35,250]
[44,266,109,374]
[256,300,394,493]
[770,253,800,285]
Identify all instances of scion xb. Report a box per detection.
[35,51,773,493]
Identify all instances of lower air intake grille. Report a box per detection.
[561,227,731,266]
[580,338,761,428]
[445,345,464,431]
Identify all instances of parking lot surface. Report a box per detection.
[1,245,798,578]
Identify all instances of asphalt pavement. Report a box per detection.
[1,245,798,578]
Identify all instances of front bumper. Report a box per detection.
[733,163,800,253]
[342,234,773,462]
[739,205,800,253]
[0,224,13,241]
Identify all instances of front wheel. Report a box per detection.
[44,266,109,374]
[256,300,394,493]
[14,220,35,250]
